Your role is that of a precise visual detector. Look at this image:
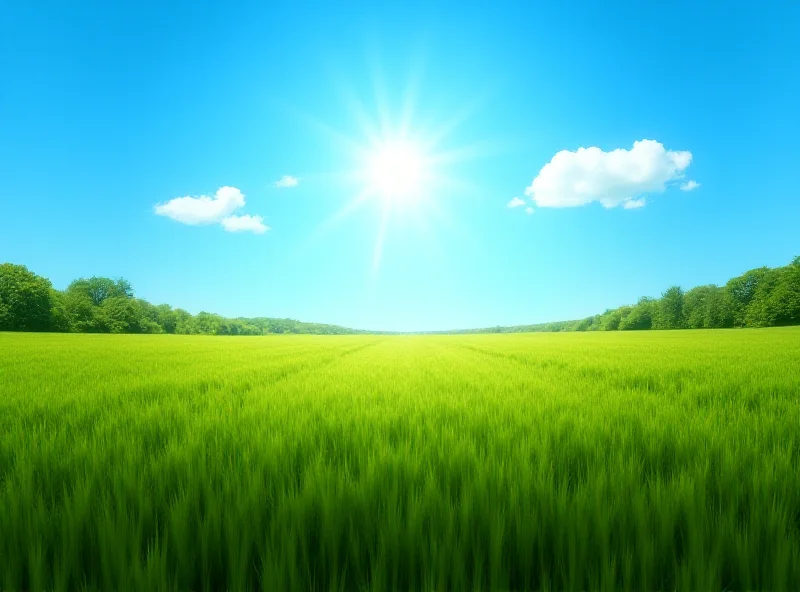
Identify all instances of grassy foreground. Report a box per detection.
[1,330,799,590]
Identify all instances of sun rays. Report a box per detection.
[286,58,494,278]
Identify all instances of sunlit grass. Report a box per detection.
[1,329,799,590]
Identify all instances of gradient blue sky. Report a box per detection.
[2,1,798,331]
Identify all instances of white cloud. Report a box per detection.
[623,198,646,209]
[154,186,245,225]
[155,186,268,235]
[275,175,299,188]
[221,214,269,234]
[680,180,700,191]
[525,206,534,215]
[524,139,692,209]
[507,197,526,208]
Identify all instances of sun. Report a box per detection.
[367,140,427,204]
[296,66,491,276]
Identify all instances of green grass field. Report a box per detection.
[1,329,799,591]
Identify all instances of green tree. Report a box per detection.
[655,286,685,329]
[99,297,141,334]
[683,285,714,329]
[135,299,164,333]
[769,258,800,325]
[174,309,196,334]
[746,259,800,327]
[704,286,734,328]
[0,263,54,331]
[67,277,133,306]
[744,269,782,327]
[620,297,655,330]
[63,292,103,332]
[194,312,224,335]
[156,304,177,334]
[600,306,631,331]
[49,289,73,332]
[726,267,769,327]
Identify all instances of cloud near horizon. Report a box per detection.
[275,175,299,188]
[154,186,268,234]
[524,139,692,209]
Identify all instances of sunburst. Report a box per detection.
[289,61,494,276]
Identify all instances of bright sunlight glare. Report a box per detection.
[368,140,427,203]
[300,70,492,278]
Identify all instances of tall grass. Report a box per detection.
[1,329,799,590]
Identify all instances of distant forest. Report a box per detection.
[445,256,800,334]
[0,264,370,335]
[1,257,799,335]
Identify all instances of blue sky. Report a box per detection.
[2,1,798,332]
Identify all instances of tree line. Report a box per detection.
[2,257,799,335]
[437,256,800,334]
[0,264,369,335]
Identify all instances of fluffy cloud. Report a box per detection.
[155,186,268,234]
[524,139,692,209]
[221,214,269,234]
[275,175,299,188]
[680,180,700,191]
[507,197,526,208]
[154,186,245,225]
[623,198,646,209]
[525,206,534,215]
